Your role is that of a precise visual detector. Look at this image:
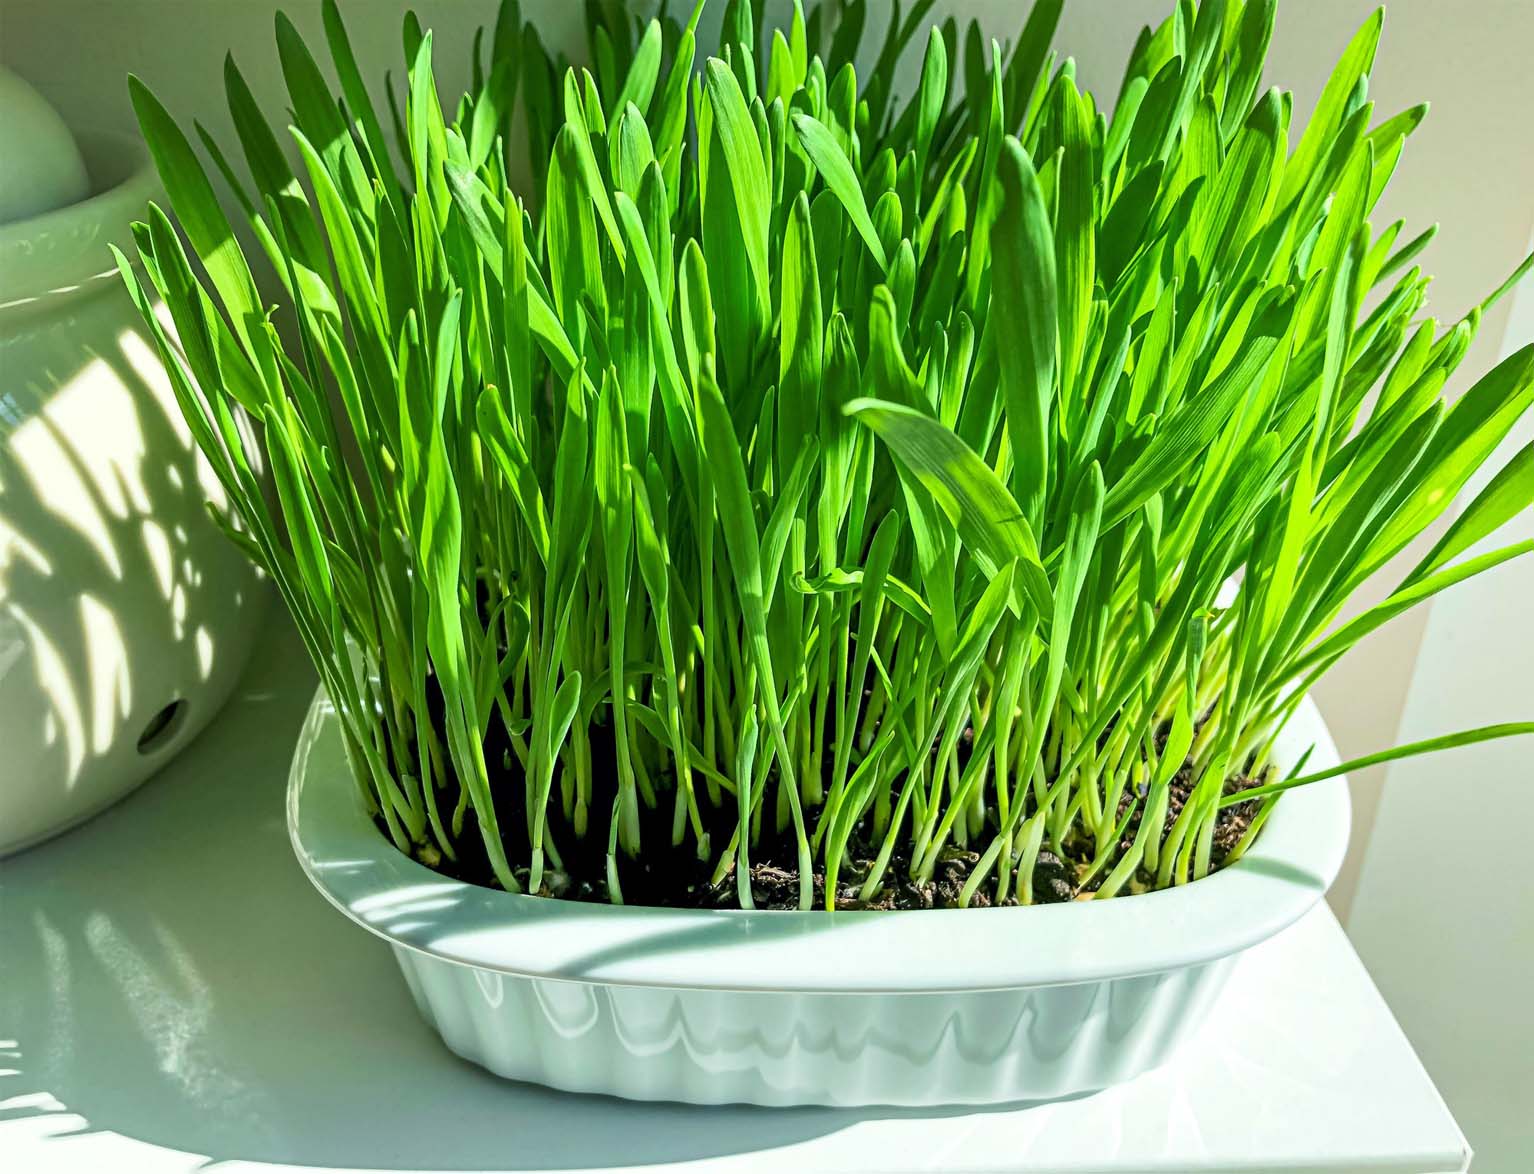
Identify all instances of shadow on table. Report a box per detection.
[0,627,1045,1172]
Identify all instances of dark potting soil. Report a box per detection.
[388,722,1265,911]
[398,653,1263,908]
[689,767,1264,911]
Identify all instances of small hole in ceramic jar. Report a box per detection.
[136,700,187,754]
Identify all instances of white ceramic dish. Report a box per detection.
[289,687,1349,1107]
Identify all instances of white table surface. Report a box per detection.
[0,615,1470,1174]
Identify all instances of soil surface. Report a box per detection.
[686,765,1264,910]
[402,671,1264,908]
[396,751,1264,911]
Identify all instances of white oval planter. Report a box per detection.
[0,131,265,854]
[289,687,1349,1107]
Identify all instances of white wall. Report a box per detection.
[1346,239,1534,1172]
[1259,0,1534,921]
[4,0,1532,919]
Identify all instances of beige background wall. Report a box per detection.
[4,0,1531,920]
[1346,237,1534,1172]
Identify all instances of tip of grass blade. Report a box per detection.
[1482,250,1534,315]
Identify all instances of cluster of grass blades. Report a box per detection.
[118,0,1534,909]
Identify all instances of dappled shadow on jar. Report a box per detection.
[0,129,265,856]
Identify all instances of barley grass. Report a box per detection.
[119,0,1534,908]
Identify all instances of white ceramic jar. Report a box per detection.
[289,688,1350,1107]
[0,129,266,854]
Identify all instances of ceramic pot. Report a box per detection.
[0,131,266,855]
[288,688,1350,1107]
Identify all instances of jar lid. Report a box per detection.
[0,131,159,308]
[0,67,90,226]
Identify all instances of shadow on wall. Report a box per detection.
[0,623,1062,1170]
[0,270,267,852]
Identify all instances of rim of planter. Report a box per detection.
[289,686,1350,994]
[0,129,158,307]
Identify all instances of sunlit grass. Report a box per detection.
[119,0,1534,909]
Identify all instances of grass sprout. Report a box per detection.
[119,0,1534,909]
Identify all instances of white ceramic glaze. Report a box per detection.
[289,687,1349,1107]
[0,67,90,224]
[0,131,265,854]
